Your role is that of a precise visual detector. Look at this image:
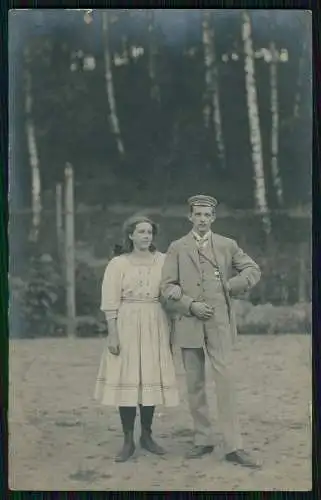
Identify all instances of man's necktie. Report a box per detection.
[193,232,210,250]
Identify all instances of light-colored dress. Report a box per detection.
[94,251,179,407]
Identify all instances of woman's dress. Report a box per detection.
[94,252,179,407]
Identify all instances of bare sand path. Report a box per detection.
[9,335,311,491]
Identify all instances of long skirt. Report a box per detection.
[94,302,179,407]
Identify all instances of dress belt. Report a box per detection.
[122,297,159,303]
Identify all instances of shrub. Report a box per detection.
[10,255,105,338]
[235,300,311,334]
[10,254,64,337]
[75,261,101,316]
[76,315,106,337]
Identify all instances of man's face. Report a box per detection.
[188,205,215,235]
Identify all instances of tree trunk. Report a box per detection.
[241,10,271,235]
[147,10,160,102]
[270,41,284,206]
[121,35,130,65]
[202,10,226,168]
[101,11,125,156]
[293,53,303,119]
[24,45,41,242]
[202,11,212,129]
[293,34,308,119]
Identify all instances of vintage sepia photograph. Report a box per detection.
[9,9,312,491]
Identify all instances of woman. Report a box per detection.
[94,215,181,462]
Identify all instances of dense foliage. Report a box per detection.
[10,10,311,208]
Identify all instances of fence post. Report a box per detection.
[56,183,64,258]
[298,241,307,303]
[64,163,76,338]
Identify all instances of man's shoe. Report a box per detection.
[225,449,261,468]
[185,445,214,459]
[140,430,166,455]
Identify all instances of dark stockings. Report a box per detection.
[118,406,136,432]
[118,405,156,433]
[139,405,155,432]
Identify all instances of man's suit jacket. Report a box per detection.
[160,231,261,347]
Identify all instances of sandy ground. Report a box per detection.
[9,335,311,491]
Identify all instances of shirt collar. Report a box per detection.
[192,230,211,242]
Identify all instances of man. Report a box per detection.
[160,194,261,467]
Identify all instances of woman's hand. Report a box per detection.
[106,332,120,356]
[105,317,120,355]
[166,285,182,301]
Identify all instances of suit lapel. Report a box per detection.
[210,233,226,279]
[210,233,232,317]
[184,232,201,275]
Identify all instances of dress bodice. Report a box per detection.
[101,252,166,314]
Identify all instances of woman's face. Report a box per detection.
[129,222,154,251]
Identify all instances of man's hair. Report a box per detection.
[189,204,216,215]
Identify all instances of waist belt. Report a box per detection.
[122,298,159,303]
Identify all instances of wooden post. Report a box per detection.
[298,241,307,303]
[64,163,76,338]
[308,335,312,437]
[56,183,63,258]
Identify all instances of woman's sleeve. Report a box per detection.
[100,257,123,320]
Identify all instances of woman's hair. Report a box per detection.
[113,214,158,256]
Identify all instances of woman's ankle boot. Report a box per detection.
[139,405,165,455]
[115,406,136,462]
[115,430,135,462]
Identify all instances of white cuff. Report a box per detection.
[104,310,118,320]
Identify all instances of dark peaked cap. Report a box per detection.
[187,195,218,209]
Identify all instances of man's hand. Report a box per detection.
[106,332,120,356]
[190,302,214,320]
[166,285,182,301]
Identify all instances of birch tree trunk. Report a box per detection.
[293,37,307,119]
[202,11,212,129]
[24,45,41,242]
[270,41,284,206]
[293,13,312,120]
[121,35,130,65]
[241,10,271,234]
[101,11,125,156]
[147,9,160,102]
[202,10,226,168]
